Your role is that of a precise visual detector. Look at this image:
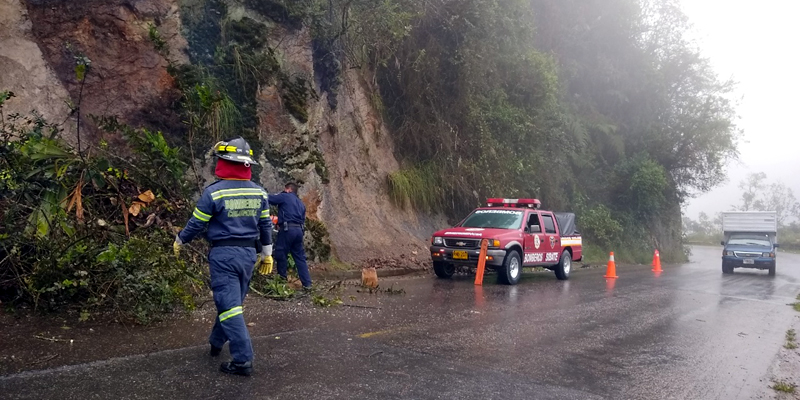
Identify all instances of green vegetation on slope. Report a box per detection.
[281,0,737,262]
[0,0,740,321]
[0,92,206,323]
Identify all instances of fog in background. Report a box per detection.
[681,0,800,218]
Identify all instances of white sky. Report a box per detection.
[680,0,800,219]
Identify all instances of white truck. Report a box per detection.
[720,211,779,275]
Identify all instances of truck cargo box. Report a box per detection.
[721,211,777,234]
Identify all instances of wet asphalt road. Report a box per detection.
[2,246,799,399]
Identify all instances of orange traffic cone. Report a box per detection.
[604,252,618,279]
[651,250,662,272]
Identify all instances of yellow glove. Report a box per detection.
[173,235,183,257]
[259,256,274,275]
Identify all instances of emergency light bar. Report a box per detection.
[486,198,541,209]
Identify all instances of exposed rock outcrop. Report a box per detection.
[0,0,70,127]
[0,0,445,265]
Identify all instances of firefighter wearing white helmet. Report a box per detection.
[173,137,273,376]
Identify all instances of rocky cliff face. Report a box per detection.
[0,0,444,265]
[0,0,70,125]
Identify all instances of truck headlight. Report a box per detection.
[486,239,500,247]
[433,237,443,245]
[763,252,775,258]
[725,251,734,256]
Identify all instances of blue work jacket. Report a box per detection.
[179,179,273,245]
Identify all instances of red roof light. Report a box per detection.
[486,198,541,209]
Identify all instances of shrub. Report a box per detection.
[0,97,206,323]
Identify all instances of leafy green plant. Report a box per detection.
[614,156,669,220]
[250,275,296,300]
[772,380,796,394]
[148,23,168,53]
[311,294,343,308]
[0,94,204,323]
[0,90,13,130]
[576,203,623,247]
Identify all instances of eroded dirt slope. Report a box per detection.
[0,0,445,264]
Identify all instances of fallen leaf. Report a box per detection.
[141,213,157,228]
[138,190,155,203]
[247,322,255,327]
[128,201,145,217]
[66,177,85,222]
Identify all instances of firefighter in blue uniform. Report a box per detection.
[269,182,312,290]
[173,137,273,376]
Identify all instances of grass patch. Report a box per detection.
[792,294,800,312]
[581,244,609,265]
[387,164,443,212]
[786,329,798,350]
[279,75,314,123]
[327,258,353,271]
[312,294,343,307]
[772,380,797,394]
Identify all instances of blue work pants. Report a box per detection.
[207,246,256,363]
[274,227,311,287]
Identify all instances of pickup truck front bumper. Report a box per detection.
[722,256,775,270]
[430,246,506,268]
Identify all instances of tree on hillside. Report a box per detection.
[736,172,799,226]
[697,212,713,236]
[761,182,800,226]
[353,0,739,260]
[682,211,723,242]
[737,172,767,211]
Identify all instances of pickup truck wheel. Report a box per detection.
[722,264,733,274]
[497,250,521,285]
[768,263,776,276]
[433,261,455,279]
[554,250,571,280]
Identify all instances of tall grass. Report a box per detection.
[388,163,443,212]
[209,94,241,142]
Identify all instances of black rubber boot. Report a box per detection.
[210,345,222,357]
[220,361,252,376]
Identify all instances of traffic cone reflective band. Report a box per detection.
[652,249,662,272]
[604,252,618,279]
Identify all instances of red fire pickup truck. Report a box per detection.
[430,198,583,285]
